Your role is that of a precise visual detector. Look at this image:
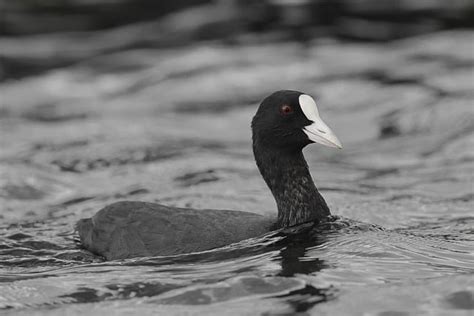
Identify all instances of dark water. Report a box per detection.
[1,30,474,315]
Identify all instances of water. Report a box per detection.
[1,31,474,315]
[1,215,472,314]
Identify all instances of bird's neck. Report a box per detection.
[253,144,330,228]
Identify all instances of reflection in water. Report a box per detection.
[276,225,333,312]
[278,238,327,277]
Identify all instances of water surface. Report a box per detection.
[1,31,473,315]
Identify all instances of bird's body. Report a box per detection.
[78,201,272,259]
[77,90,342,260]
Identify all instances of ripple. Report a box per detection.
[1,215,472,312]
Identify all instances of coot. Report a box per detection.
[77,90,342,260]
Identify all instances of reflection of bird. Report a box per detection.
[77,90,342,260]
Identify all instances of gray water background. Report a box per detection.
[1,2,473,314]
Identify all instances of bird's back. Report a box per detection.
[77,201,273,260]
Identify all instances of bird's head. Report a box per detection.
[252,90,342,151]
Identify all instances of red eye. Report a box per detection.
[280,104,293,115]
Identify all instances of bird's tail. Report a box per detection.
[75,218,93,246]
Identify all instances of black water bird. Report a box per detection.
[77,90,342,260]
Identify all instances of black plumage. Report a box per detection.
[77,90,340,260]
